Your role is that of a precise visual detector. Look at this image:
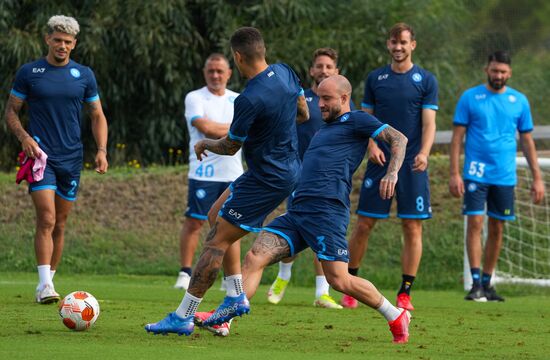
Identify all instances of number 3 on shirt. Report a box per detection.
[195,164,214,177]
[468,161,485,178]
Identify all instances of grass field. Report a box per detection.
[1,273,549,360]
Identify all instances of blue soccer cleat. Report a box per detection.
[203,293,250,326]
[144,312,195,336]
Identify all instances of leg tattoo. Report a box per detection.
[251,231,291,266]
[188,223,225,297]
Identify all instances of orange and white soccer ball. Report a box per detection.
[59,291,100,331]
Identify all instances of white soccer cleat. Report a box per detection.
[174,272,191,290]
[36,284,60,304]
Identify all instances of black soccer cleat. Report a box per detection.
[484,286,505,302]
[464,285,487,302]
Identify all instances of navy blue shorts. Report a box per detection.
[29,155,82,202]
[185,179,231,220]
[264,197,350,262]
[218,172,296,232]
[356,161,432,219]
[463,180,515,220]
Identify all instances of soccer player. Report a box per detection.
[205,75,412,343]
[173,53,243,290]
[4,15,108,304]
[145,26,309,336]
[267,47,346,309]
[343,23,438,310]
[449,50,545,302]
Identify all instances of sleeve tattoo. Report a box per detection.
[376,126,408,174]
[204,136,242,156]
[5,95,28,142]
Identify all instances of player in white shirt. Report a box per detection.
[174,53,243,291]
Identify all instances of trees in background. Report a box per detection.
[1,0,548,169]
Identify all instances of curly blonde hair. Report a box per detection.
[47,15,80,36]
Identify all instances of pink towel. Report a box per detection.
[32,151,47,181]
[15,149,47,184]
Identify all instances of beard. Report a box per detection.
[488,75,507,90]
[322,105,342,122]
[391,51,409,63]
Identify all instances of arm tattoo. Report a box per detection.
[296,96,309,124]
[85,101,99,118]
[188,222,225,297]
[250,231,291,266]
[5,95,29,142]
[204,137,242,156]
[376,126,408,175]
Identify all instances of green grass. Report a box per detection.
[1,273,549,360]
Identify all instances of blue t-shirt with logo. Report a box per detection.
[298,88,355,160]
[293,110,387,209]
[362,64,438,162]
[228,63,303,188]
[11,58,99,159]
[454,84,533,186]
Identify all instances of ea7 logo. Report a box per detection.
[228,209,243,219]
[32,68,45,73]
[378,74,389,81]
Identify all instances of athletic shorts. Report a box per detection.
[463,180,515,220]
[218,172,296,232]
[185,179,231,220]
[264,197,350,262]
[356,161,432,219]
[29,155,82,202]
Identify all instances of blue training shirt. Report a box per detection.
[293,110,387,209]
[299,88,355,160]
[228,63,302,188]
[454,84,533,186]
[10,58,99,159]
[362,64,438,162]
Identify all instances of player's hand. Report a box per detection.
[412,153,428,172]
[21,136,41,159]
[95,151,108,174]
[449,174,464,198]
[368,142,386,166]
[379,172,397,199]
[194,140,208,161]
[531,178,545,204]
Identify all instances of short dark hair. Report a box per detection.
[488,51,511,65]
[230,27,266,62]
[389,22,415,41]
[312,47,338,66]
[204,53,230,68]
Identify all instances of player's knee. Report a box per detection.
[324,273,348,293]
[244,248,269,270]
[186,217,204,232]
[356,216,376,234]
[37,212,56,231]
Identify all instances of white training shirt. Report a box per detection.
[185,86,244,182]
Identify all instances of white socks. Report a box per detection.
[376,297,401,322]
[225,274,244,297]
[277,261,293,281]
[315,276,330,298]
[50,270,56,280]
[176,292,202,319]
[37,265,53,289]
